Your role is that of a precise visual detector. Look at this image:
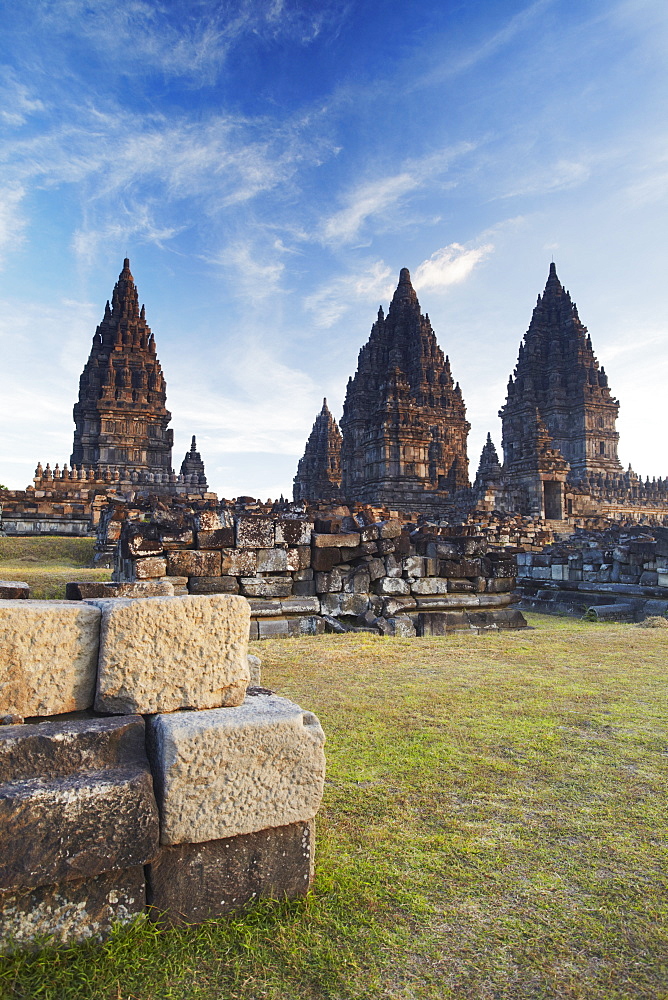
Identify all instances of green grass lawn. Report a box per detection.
[2,615,667,999]
[0,537,111,598]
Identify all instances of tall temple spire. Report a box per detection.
[338,268,470,507]
[71,258,174,478]
[499,262,620,482]
[293,398,342,503]
[180,435,208,489]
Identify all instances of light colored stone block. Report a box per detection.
[375,577,410,596]
[247,654,261,686]
[0,600,100,718]
[220,549,257,576]
[312,532,360,549]
[94,595,250,714]
[275,520,314,547]
[256,548,289,573]
[410,578,449,595]
[147,692,326,845]
[134,557,167,580]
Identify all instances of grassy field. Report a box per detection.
[1,615,667,999]
[0,537,111,598]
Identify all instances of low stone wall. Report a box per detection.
[0,594,325,950]
[101,509,527,636]
[516,526,668,619]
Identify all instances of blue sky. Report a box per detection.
[1,0,667,498]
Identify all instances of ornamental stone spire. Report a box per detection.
[70,259,174,478]
[339,268,470,507]
[293,399,342,502]
[499,263,621,481]
[180,435,208,490]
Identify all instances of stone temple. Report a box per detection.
[293,399,342,503]
[294,268,469,510]
[34,259,209,497]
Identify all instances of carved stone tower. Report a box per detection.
[500,263,621,483]
[293,399,342,503]
[339,268,470,507]
[180,436,208,491]
[71,259,174,478]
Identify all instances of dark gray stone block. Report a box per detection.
[0,866,145,953]
[146,820,314,925]
[0,716,159,891]
[0,581,29,599]
[188,576,240,595]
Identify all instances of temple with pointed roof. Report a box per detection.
[180,436,208,491]
[293,399,342,503]
[71,259,174,479]
[334,267,470,509]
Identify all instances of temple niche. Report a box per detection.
[337,268,470,508]
[71,259,174,479]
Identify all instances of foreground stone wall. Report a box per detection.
[99,507,527,636]
[0,594,325,950]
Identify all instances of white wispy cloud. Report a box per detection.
[0,186,27,264]
[303,260,394,327]
[72,205,183,261]
[320,143,474,246]
[0,68,44,127]
[413,242,494,292]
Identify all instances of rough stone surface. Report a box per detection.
[247,654,261,686]
[146,821,314,925]
[146,692,326,845]
[220,549,257,576]
[319,593,370,617]
[236,517,275,549]
[188,576,239,595]
[196,527,235,549]
[410,578,450,595]
[166,550,221,577]
[134,557,168,580]
[66,580,174,600]
[0,716,159,891]
[0,582,29,600]
[275,519,314,547]
[312,532,361,549]
[0,866,145,953]
[281,597,320,615]
[94,595,250,714]
[256,548,289,573]
[240,578,293,598]
[0,600,100,718]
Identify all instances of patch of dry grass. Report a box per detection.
[0,536,111,598]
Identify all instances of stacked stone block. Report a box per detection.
[103,508,527,636]
[0,594,325,950]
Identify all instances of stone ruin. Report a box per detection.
[0,593,325,950]
[83,499,528,638]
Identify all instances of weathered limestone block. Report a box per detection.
[0,866,145,953]
[196,527,235,549]
[312,532,360,548]
[0,600,100,718]
[403,556,428,578]
[281,597,320,615]
[146,821,313,925]
[382,596,417,616]
[360,524,380,542]
[292,615,326,636]
[241,578,293,598]
[366,557,385,581]
[379,519,403,539]
[197,511,223,531]
[387,615,416,637]
[275,519,314,547]
[384,555,402,578]
[448,579,476,593]
[164,575,189,596]
[247,654,261,685]
[247,598,284,617]
[288,546,312,570]
[343,566,371,593]
[160,529,194,549]
[188,576,239,595]
[257,619,289,638]
[374,577,410,596]
[66,580,174,600]
[93,595,250,714]
[134,556,168,579]
[125,529,163,558]
[377,538,396,555]
[486,577,515,593]
[0,716,159,891]
[166,550,221,577]
[236,517,275,549]
[220,548,257,576]
[146,692,326,845]
[311,548,341,572]
[315,567,345,592]
[0,582,29,600]
[418,612,471,635]
[411,578,450,595]
[319,593,370,617]
[414,594,480,609]
[468,609,527,629]
[256,548,289,573]
[293,580,316,597]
